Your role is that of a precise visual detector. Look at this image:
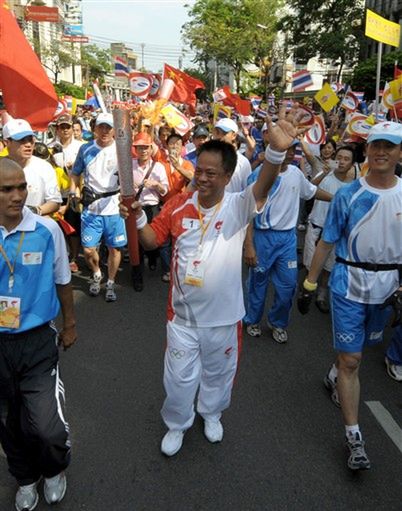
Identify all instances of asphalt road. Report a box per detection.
[0,259,401,511]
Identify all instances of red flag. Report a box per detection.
[163,64,205,112]
[220,87,250,116]
[0,0,58,130]
[394,62,402,79]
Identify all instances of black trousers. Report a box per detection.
[141,204,160,266]
[0,323,71,485]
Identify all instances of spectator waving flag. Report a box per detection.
[292,70,313,92]
[250,96,262,110]
[114,56,129,77]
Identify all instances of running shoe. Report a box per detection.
[161,430,184,456]
[246,324,262,337]
[323,370,340,407]
[89,273,102,296]
[44,472,67,505]
[204,419,224,443]
[105,282,117,302]
[345,433,371,470]
[267,321,288,343]
[15,481,39,511]
[161,272,170,283]
[385,356,402,382]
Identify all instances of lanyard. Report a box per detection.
[0,232,25,292]
[197,198,222,246]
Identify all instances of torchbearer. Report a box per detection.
[112,107,140,271]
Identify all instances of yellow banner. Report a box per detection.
[314,83,339,113]
[213,103,232,123]
[389,76,402,104]
[365,9,400,47]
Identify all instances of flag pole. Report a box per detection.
[375,42,383,120]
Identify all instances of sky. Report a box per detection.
[81,0,197,72]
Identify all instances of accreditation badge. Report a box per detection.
[184,247,205,287]
[0,296,21,329]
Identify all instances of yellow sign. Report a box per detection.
[389,76,402,104]
[314,83,339,113]
[365,9,401,47]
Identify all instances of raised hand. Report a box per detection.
[266,104,308,152]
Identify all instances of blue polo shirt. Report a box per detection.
[0,208,71,333]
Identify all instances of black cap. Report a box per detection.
[193,125,209,138]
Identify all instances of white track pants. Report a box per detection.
[161,321,242,431]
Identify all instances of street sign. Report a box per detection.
[62,35,89,43]
[24,6,60,23]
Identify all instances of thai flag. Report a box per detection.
[354,92,364,103]
[330,83,344,93]
[250,96,262,110]
[268,94,275,107]
[63,95,73,112]
[292,70,313,92]
[114,56,129,77]
[256,107,268,118]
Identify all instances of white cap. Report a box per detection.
[367,121,402,145]
[214,118,238,133]
[2,119,34,140]
[95,113,114,128]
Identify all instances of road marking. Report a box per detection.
[365,401,402,454]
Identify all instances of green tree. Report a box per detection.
[182,0,281,91]
[279,0,366,81]
[80,44,112,86]
[351,50,402,99]
[40,41,75,84]
[54,81,86,99]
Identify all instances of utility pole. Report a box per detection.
[140,43,145,70]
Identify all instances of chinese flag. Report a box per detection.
[163,64,205,112]
[0,0,58,130]
[221,87,250,116]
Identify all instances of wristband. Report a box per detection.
[303,278,318,292]
[136,210,148,230]
[265,146,287,165]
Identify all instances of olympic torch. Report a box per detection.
[112,107,139,265]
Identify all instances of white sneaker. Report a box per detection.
[15,481,39,511]
[105,282,117,302]
[246,324,261,337]
[44,472,67,505]
[385,357,402,382]
[204,419,224,443]
[89,273,102,296]
[267,321,288,343]
[161,430,184,456]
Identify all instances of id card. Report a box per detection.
[184,256,205,287]
[0,296,21,329]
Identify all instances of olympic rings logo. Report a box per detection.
[170,349,185,359]
[336,332,355,344]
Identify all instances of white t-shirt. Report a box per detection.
[151,185,259,327]
[72,141,119,216]
[52,138,84,172]
[225,151,252,193]
[309,173,349,227]
[24,156,62,207]
[250,164,317,230]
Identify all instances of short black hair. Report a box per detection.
[167,132,183,144]
[198,140,237,176]
[335,145,356,164]
[320,139,337,152]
